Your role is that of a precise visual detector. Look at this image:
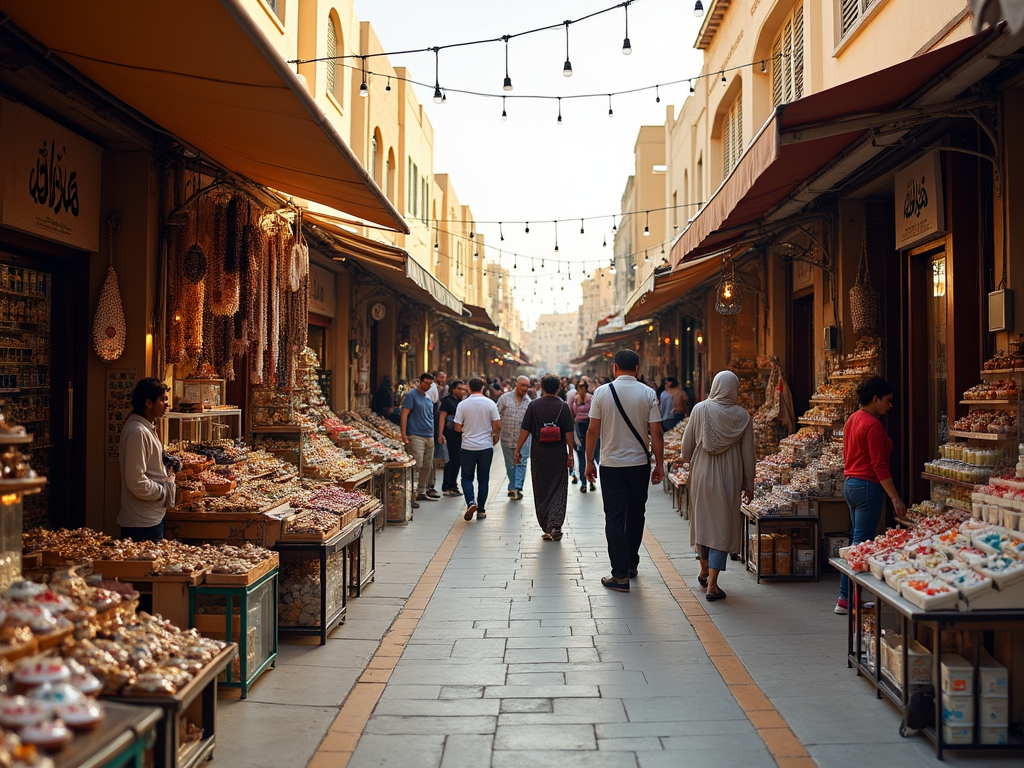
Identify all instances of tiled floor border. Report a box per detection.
[308,516,468,767]
[642,530,818,768]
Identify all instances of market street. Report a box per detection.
[210,460,982,768]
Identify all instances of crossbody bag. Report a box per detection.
[608,383,651,465]
[539,402,568,443]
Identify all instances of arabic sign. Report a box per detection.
[309,262,337,318]
[0,99,102,252]
[894,153,944,250]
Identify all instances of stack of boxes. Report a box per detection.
[746,533,815,576]
[940,652,1009,745]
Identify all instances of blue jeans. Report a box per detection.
[700,546,728,571]
[501,437,530,491]
[574,420,599,473]
[839,477,886,600]
[120,521,165,542]
[461,447,494,510]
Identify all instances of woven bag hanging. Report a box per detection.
[93,216,127,361]
[849,211,880,337]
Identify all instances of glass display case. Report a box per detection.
[385,461,414,524]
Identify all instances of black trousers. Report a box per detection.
[599,464,651,578]
[442,430,462,491]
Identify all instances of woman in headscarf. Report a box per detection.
[680,370,755,601]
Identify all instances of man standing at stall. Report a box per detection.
[118,377,177,541]
[497,376,533,500]
[402,372,439,507]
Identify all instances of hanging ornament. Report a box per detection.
[210,189,240,316]
[92,214,127,361]
[288,208,309,292]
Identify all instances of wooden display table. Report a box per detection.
[667,473,688,518]
[106,644,237,768]
[274,521,362,644]
[165,503,292,547]
[832,558,1024,759]
[189,567,279,699]
[53,702,161,768]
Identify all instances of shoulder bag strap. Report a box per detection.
[608,383,651,464]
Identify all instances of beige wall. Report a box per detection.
[630,126,668,286]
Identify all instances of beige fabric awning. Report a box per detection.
[625,251,729,323]
[0,0,408,232]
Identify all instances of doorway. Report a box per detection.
[790,292,815,418]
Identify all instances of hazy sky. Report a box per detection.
[352,0,705,329]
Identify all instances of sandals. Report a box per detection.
[705,588,727,602]
[550,528,563,541]
[542,532,553,541]
[698,574,709,589]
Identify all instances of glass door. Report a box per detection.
[927,251,948,457]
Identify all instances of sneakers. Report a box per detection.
[589,481,596,491]
[580,484,587,493]
[476,509,487,519]
[571,474,578,485]
[416,493,428,501]
[464,503,478,521]
[508,490,516,498]
[425,489,441,499]
[515,490,524,501]
[835,598,849,615]
[412,501,420,509]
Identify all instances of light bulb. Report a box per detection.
[503,76,513,91]
[694,1,705,18]
[622,38,631,55]
[723,286,731,298]
[563,60,573,77]
[644,225,650,236]
[433,85,442,104]
[761,60,767,74]
[502,109,507,121]
[359,81,368,97]
[721,72,727,87]
[608,106,614,118]
[689,80,695,95]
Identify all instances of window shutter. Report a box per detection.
[792,2,805,99]
[722,106,733,178]
[326,22,337,96]
[841,0,860,36]
[771,31,784,107]
[733,98,743,170]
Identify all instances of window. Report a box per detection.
[325,17,338,98]
[722,95,743,179]
[840,0,881,40]
[385,149,394,201]
[420,178,429,224]
[370,135,378,184]
[407,159,419,217]
[772,2,804,106]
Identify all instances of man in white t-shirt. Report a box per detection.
[455,377,501,522]
[585,350,664,591]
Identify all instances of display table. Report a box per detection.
[160,409,242,446]
[667,473,688,518]
[54,702,161,768]
[165,503,292,547]
[106,644,237,768]
[741,506,819,582]
[189,567,279,699]
[274,521,362,644]
[831,558,1024,759]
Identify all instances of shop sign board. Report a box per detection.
[309,262,337,318]
[894,153,944,250]
[0,98,102,252]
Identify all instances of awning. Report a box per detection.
[0,0,408,232]
[462,304,499,332]
[593,320,652,346]
[625,251,726,323]
[570,341,615,367]
[307,214,463,316]
[671,33,986,267]
[597,312,620,328]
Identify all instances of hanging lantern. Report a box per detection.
[93,215,127,361]
[715,257,742,315]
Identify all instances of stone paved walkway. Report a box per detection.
[213,459,1002,768]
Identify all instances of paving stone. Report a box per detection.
[597,737,663,751]
[348,733,445,768]
[499,699,553,714]
[504,672,565,685]
[504,635,596,649]
[494,723,596,751]
[483,685,600,699]
[372,698,500,717]
[213,701,337,768]
[503,647,568,664]
[491,750,637,768]
[438,686,483,700]
[450,638,507,658]
[378,685,442,701]
[388,663,507,686]
[439,734,494,768]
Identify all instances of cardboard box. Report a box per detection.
[942,724,973,745]
[794,544,815,563]
[941,692,974,725]
[757,534,774,575]
[794,500,810,516]
[941,654,975,695]
[981,725,1007,745]
[772,534,792,575]
[978,651,1008,696]
[826,535,850,559]
[979,695,1009,726]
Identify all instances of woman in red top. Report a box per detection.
[836,377,906,614]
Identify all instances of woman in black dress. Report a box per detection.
[515,375,574,540]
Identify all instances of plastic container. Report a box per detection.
[941,654,974,695]
[941,692,974,725]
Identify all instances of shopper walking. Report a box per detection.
[118,377,177,542]
[836,376,905,614]
[585,350,664,591]
[679,370,755,602]
[401,372,438,507]
[659,378,676,432]
[516,375,574,540]
[570,380,598,493]
[455,378,501,521]
[438,380,467,497]
[497,376,533,500]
